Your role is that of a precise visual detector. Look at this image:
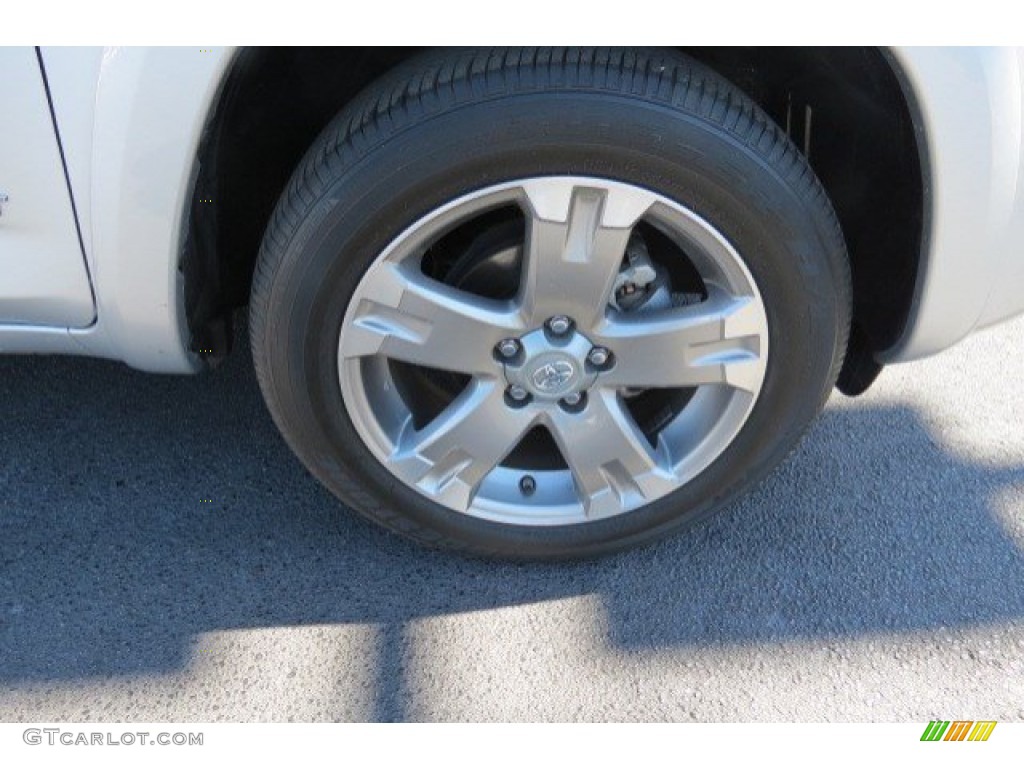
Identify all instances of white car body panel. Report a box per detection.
[0,47,94,328]
[81,46,234,372]
[0,46,234,370]
[882,47,1024,362]
[0,46,1022,371]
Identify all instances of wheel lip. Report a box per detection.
[337,176,769,527]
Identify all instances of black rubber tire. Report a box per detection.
[249,47,851,560]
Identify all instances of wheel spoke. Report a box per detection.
[548,389,676,519]
[339,263,523,375]
[390,380,537,510]
[594,284,767,392]
[519,179,657,329]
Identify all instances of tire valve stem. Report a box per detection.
[519,475,537,496]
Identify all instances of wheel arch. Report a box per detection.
[73,47,237,372]
[182,47,926,393]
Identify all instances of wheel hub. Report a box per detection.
[501,326,599,403]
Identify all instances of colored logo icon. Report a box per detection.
[920,721,997,742]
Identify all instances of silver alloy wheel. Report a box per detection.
[338,177,769,526]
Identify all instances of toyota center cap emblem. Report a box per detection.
[531,360,576,392]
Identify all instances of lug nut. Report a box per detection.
[546,315,572,336]
[588,347,611,367]
[496,338,520,359]
[559,392,587,411]
[507,385,529,402]
[519,475,537,496]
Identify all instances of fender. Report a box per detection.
[56,46,237,372]
[14,47,1024,371]
[883,47,1024,362]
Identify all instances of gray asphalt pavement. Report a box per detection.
[1,316,1022,722]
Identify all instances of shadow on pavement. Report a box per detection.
[1,334,1022,720]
